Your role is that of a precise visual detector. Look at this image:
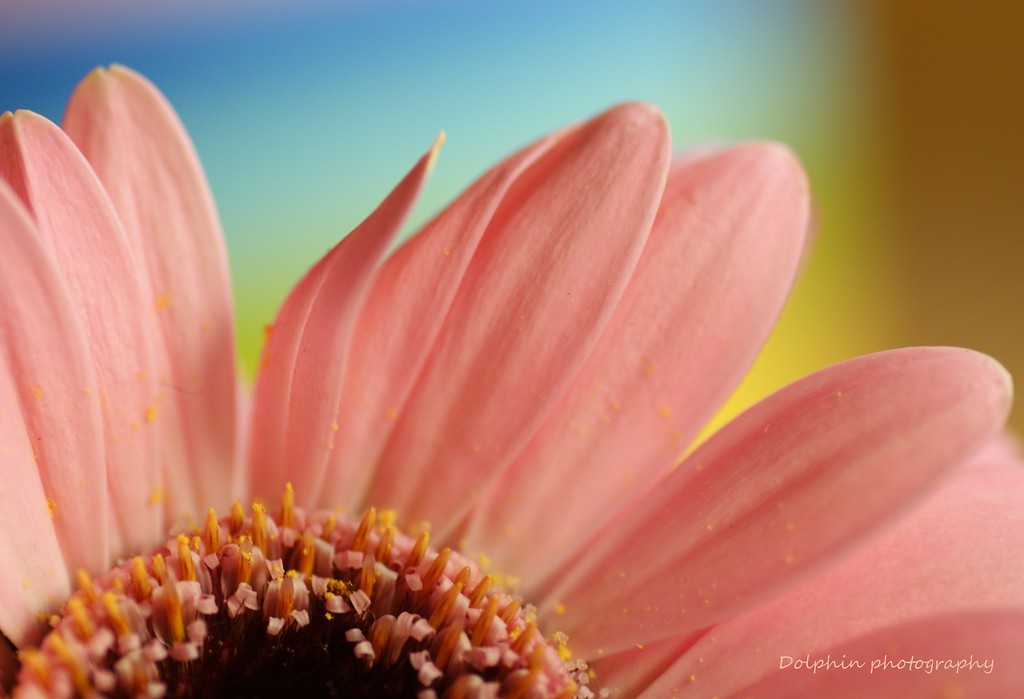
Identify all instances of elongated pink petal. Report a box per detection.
[635,448,1024,697]
[461,143,810,582]
[539,347,1011,657]
[0,180,104,594]
[62,65,237,518]
[0,110,162,557]
[0,361,72,647]
[584,633,702,698]
[248,137,441,501]
[313,133,559,511]
[365,103,671,534]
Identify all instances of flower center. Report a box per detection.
[13,485,596,698]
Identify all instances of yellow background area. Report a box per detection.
[706,1,1024,438]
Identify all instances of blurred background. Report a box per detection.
[1,0,1021,433]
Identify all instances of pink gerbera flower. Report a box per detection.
[0,65,1019,697]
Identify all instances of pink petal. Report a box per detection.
[62,65,238,517]
[365,103,671,534]
[0,110,162,557]
[0,181,93,640]
[584,633,703,698]
[248,137,442,501]
[0,358,72,647]
[313,132,559,511]
[634,448,1024,697]
[461,143,810,582]
[539,347,1011,658]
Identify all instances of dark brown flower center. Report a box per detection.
[13,486,595,698]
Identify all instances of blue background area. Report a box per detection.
[1,0,859,380]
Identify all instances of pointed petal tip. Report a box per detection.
[426,131,446,175]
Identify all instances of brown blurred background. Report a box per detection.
[875,2,1024,431]
[724,1,1024,436]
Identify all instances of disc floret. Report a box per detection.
[15,486,590,698]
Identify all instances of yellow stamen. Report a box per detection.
[420,548,451,593]
[406,531,429,569]
[130,557,151,599]
[229,499,244,537]
[75,569,96,604]
[101,591,131,638]
[203,507,220,551]
[281,482,295,530]
[19,649,51,689]
[499,599,521,625]
[322,514,337,540]
[297,529,316,577]
[66,597,95,640]
[162,578,185,643]
[238,536,254,587]
[177,534,196,581]
[505,668,540,699]
[552,680,580,699]
[454,565,472,588]
[432,619,464,671]
[48,633,91,696]
[528,643,547,671]
[375,526,394,564]
[252,503,268,552]
[351,507,376,552]
[511,620,537,654]
[370,616,392,657]
[359,556,377,595]
[471,596,500,646]
[278,576,296,618]
[428,581,464,628]
[468,574,492,608]
[151,553,167,585]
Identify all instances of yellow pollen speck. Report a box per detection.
[689,675,697,683]
[22,579,30,590]
[331,421,339,431]
[554,602,566,615]
[784,554,795,564]
[706,522,713,531]
[785,522,795,532]
[385,407,397,419]
[658,404,672,418]
[145,405,158,424]
[377,509,397,529]
[443,247,451,257]
[148,488,164,504]
[644,362,657,376]
[155,293,170,311]
[46,498,57,519]
[31,386,43,400]
[617,571,627,579]
[635,643,645,649]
